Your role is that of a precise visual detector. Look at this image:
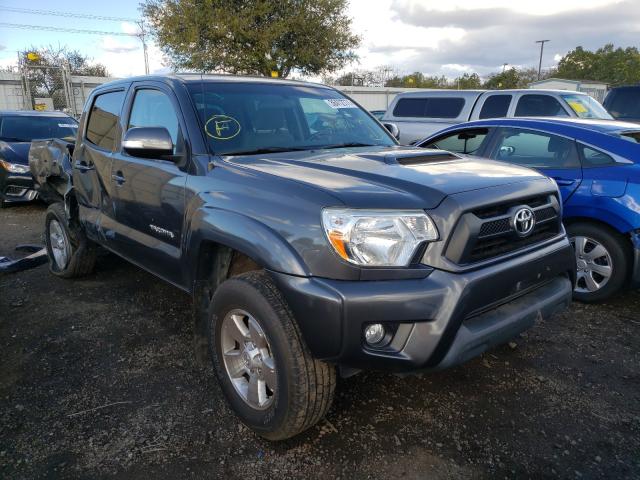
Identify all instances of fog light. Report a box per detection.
[364,323,385,345]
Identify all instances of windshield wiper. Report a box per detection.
[318,142,378,149]
[224,146,311,156]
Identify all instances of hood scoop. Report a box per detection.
[387,150,461,166]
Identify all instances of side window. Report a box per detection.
[86,90,125,150]
[478,95,512,119]
[490,128,580,169]
[423,128,490,155]
[128,89,182,154]
[514,94,569,117]
[393,97,465,119]
[579,144,617,167]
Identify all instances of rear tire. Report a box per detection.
[208,271,336,440]
[44,202,96,278]
[567,222,629,303]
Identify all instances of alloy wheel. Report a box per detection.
[220,309,276,410]
[49,219,70,270]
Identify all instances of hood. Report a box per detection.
[0,141,30,165]
[223,146,547,209]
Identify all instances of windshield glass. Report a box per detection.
[188,82,395,156]
[560,94,612,119]
[0,115,78,142]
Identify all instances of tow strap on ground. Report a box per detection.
[0,244,47,273]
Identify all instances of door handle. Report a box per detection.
[112,171,126,185]
[75,163,94,172]
[552,177,575,186]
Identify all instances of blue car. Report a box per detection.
[419,117,640,303]
[0,110,78,207]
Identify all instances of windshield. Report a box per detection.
[560,94,612,119]
[188,82,395,156]
[0,115,78,142]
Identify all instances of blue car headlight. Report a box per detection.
[0,159,30,174]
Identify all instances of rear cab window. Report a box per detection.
[86,90,126,151]
[392,97,465,119]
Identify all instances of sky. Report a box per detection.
[0,0,637,80]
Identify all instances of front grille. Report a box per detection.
[5,186,28,197]
[445,194,562,264]
[473,195,549,219]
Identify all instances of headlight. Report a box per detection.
[0,159,30,173]
[322,208,438,266]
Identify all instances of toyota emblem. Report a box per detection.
[513,207,535,237]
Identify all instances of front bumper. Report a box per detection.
[0,169,36,203]
[270,238,575,373]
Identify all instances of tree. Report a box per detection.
[556,44,640,86]
[142,0,360,77]
[453,73,482,89]
[483,66,552,89]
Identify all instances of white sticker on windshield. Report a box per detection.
[58,123,77,128]
[324,99,357,109]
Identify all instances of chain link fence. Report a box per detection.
[0,65,113,117]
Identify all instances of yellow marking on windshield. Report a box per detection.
[205,114,241,140]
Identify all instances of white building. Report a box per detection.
[528,78,608,102]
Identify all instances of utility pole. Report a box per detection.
[536,40,549,80]
[137,20,150,75]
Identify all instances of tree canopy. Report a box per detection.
[556,44,640,86]
[141,0,360,77]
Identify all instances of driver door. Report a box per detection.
[109,82,189,285]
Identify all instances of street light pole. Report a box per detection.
[536,40,550,80]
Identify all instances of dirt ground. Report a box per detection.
[1,202,638,479]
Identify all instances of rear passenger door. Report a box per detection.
[73,88,126,243]
[486,127,582,201]
[109,82,189,284]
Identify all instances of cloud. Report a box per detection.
[100,36,140,54]
[346,0,639,77]
[0,44,5,52]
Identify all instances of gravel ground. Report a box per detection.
[1,202,639,479]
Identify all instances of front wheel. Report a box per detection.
[208,271,336,440]
[567,222,630,303]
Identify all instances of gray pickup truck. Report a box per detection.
[30,74,575,440]
[383,89,613,145]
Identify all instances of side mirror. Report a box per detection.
[383,122,400,141]
[122,127,174,158]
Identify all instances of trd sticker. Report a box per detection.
[58,124,78,128]
[324,99,357,109]
[205,114,241,140]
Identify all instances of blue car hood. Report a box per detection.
[225,147,548,209]
[0,141,30,165]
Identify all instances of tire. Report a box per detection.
[208,271,336,440]
[44,202,96,278]
[567,222,630,303]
